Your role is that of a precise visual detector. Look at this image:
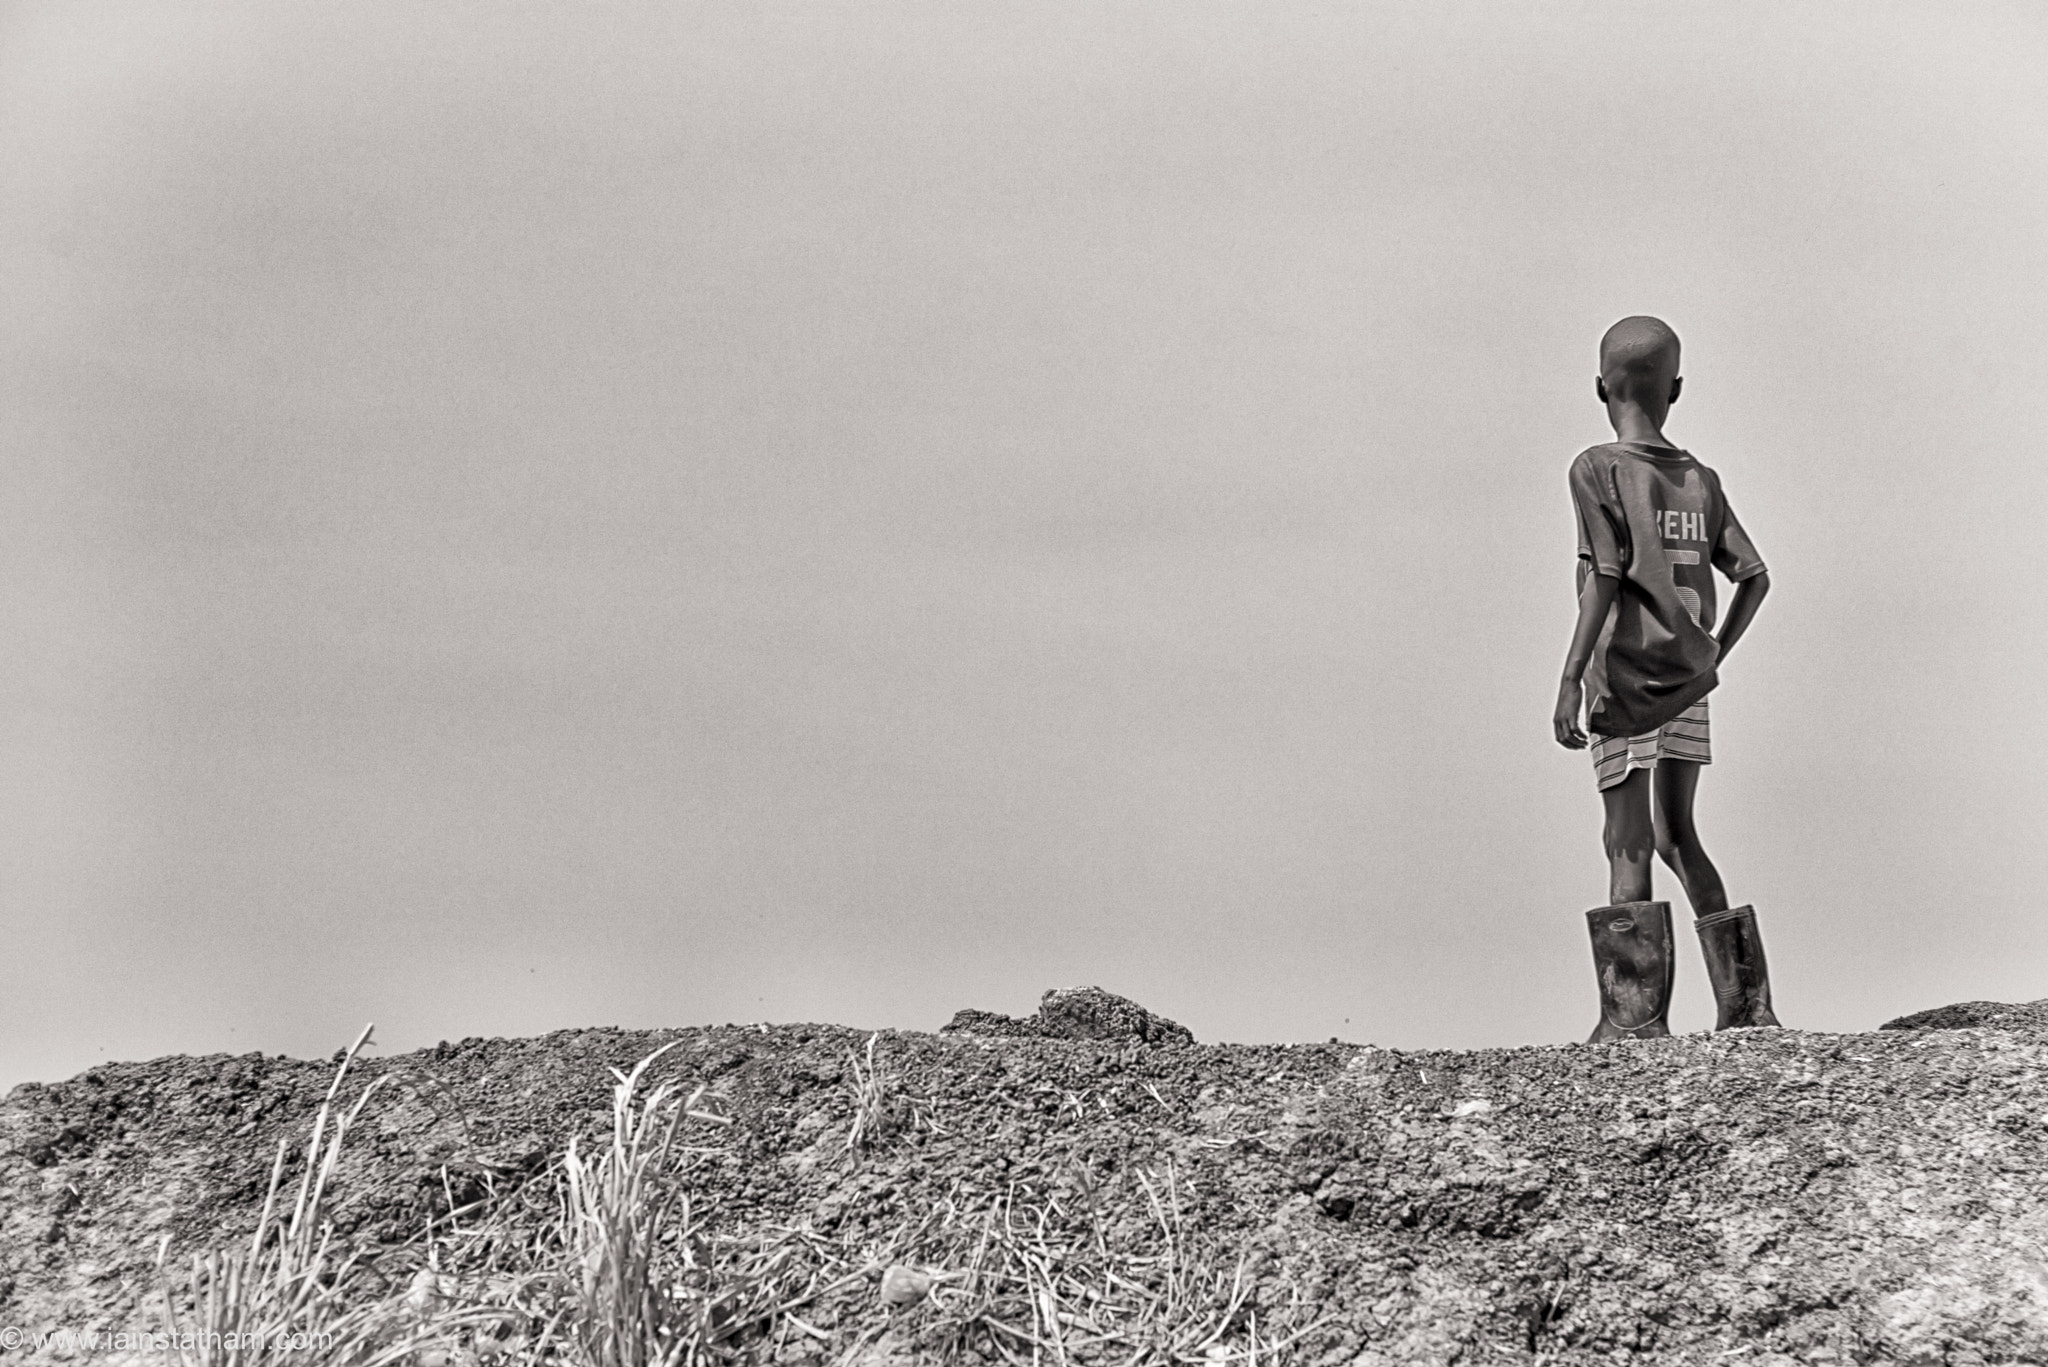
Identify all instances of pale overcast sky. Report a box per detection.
[3,2,2045,1085]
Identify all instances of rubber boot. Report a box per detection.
[1585,901,1675,1043]
[1696,904,1782,1029]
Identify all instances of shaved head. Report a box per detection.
[1598,316,1682,398]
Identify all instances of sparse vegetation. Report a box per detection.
[145,1029,1305,1365]
[153,1026,517,1366]
[840,1033,890,1162]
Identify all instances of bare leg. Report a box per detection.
[1652,759,1729,918]
[1600,767,1655,904]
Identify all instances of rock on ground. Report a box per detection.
[2,1000,2046,1364]
[941,985,1196,1045]
[1882,998,2048,1033]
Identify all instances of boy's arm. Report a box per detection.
[1554,571,1619,749]
[1714,571,1770,663]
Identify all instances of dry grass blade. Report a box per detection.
[561,1038,695,1367]
[560,1038,838,1366]
[842,1032,887,1159]
[153,1024,463,1366]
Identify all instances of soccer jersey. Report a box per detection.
[1569,442,1766,738]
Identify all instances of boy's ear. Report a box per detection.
[1595,376,1609,404]
[1669,375,1683,405]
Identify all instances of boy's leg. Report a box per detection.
[1651,759,1729,918]
[1587,765,1673,1042]
[1657,757,1781,1026]
[1600,766,1655,904]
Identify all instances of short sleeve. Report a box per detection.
[1569,452,1628,580]
[1712,499,1767,581]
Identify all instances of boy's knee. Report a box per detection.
[1657,828,1702,864]
[1604,829,1654,863]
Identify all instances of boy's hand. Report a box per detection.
[1553,678,1587,749]
[1557,572,1615,751]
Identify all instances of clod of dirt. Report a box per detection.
[1880,997,2048,1031]
[940,985,1195,1045]
[878,1265,932,1306]
[934,1008,1038,1039]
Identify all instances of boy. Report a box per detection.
[1552,316,1781,1043]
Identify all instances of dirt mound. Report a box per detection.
[941,986,1195,1046]
[1880,997,2048,1032]
[3,1000,2046,1365]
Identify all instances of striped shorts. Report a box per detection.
[1592,698,1710,791]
